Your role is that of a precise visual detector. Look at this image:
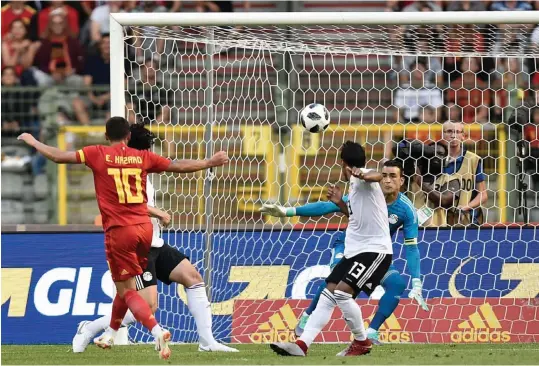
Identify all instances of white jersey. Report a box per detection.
[147,177,164,248]
[344,169,393,258]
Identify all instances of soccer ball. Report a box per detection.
[299,103,330,133]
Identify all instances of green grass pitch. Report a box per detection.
[2,344,538,365]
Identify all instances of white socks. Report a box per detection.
[84,311,137,339]
[186,283,215,347]
[299,289,336,347]
[151,324,163,339]
[334,290,366,341]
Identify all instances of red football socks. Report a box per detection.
[109,294,129,331]
[124,289,158,330]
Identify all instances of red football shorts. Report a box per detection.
[104,222,153,282]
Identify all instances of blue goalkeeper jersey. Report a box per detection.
[386,193,418,245]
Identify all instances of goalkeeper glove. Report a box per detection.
[408,278,429,311]
[259,203,296,217]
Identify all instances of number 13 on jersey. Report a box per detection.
[108,168,143,203]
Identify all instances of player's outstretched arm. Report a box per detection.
[17,133,79,164]
[165,151,229,173]
[259,199,345,218]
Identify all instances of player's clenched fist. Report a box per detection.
[17,133,37,146]
[159,211,172,228]
[346,166,364,179]
[208,151,229,167]
[326,184,343,205]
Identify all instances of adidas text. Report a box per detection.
[451,330,511,343]
[379,330,411,343]
[250,329,296,343]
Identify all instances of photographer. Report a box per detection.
[398,121,488,227]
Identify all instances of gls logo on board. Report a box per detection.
[2,267,114,317]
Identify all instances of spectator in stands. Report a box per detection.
[410,121,488,227]
[37,0,79,39]
[444,102,463,123]
[400,5,444,85]
[446,57,491,124]
[490,0,533,10]
[2,67,22,136]
[126,58,171,124]
[2,19,39,77]
[89,1,124,46]
[129,1,168,61]
[394,59,444,123]
[386,0,442,12]
[196,1,251,12]
[72,34,111,125]
[491,1,533,54]
[1,1,36,39]
[446,0,487,11]
[403,0,443,11]
[496,58,529,121]
[1,66,40,137]
[32,12,84,86]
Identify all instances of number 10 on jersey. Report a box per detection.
[108,168,143,203]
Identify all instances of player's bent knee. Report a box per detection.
[382,271,406,295]
[170,259,203,287]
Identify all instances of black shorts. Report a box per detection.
[135,244,189,290]
[326,252,392,296]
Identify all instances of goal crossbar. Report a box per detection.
[110,11,539,26]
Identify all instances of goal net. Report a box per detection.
[113,12,539,344]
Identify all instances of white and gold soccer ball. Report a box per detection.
[299,103,330,133]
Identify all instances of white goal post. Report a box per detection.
[109,10,539,345]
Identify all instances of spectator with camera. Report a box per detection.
[404,121,488,227]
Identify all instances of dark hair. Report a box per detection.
[340,140,366,168]
[127,123,155,150]
[105,116,131,141]
[383,159,404,176]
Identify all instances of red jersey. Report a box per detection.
[1,4,35,38]
[76,143,170,231]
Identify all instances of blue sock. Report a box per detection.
[370,271,406,331]
[305,282,325,315]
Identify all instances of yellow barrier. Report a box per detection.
[56,123,508,225]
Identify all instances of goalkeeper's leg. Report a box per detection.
[295,242,344,337]
[366,268,406,345]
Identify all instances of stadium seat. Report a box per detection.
[33,174,49,200]
[1,200,25,224]
[2,173,24,200]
